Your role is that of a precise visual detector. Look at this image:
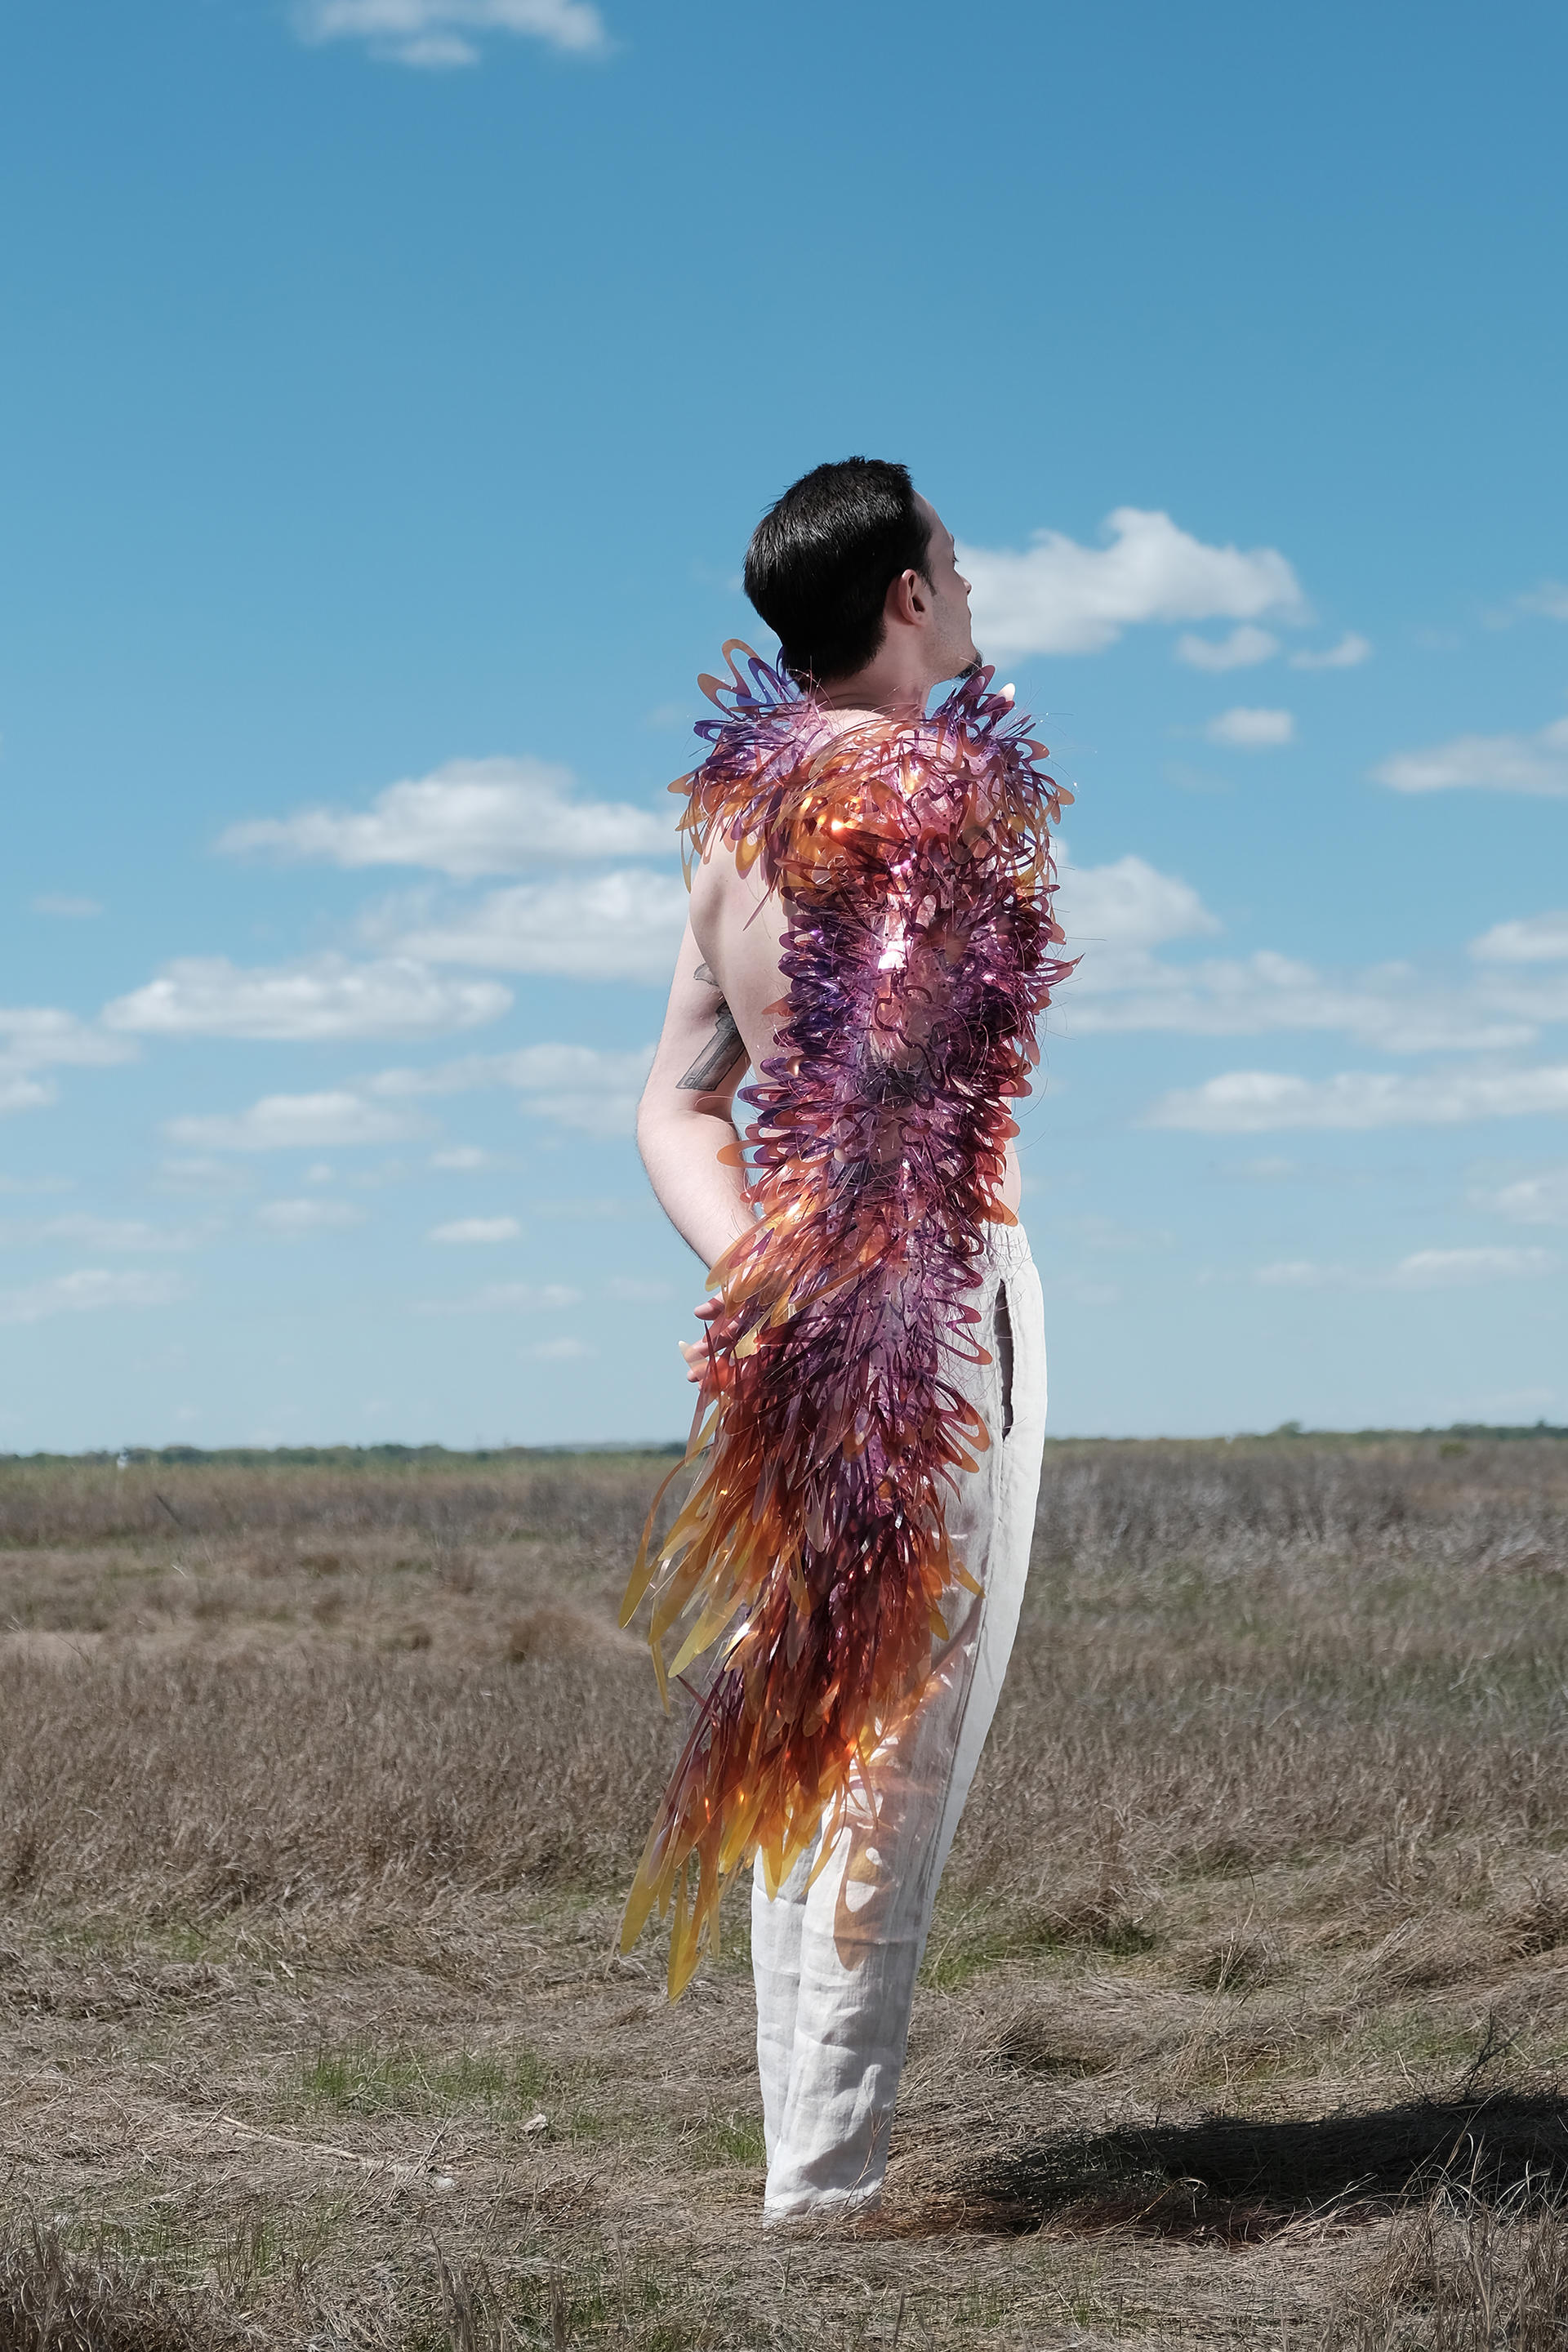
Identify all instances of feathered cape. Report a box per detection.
[620,645,1071,1993]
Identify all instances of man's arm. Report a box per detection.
[637,919,753,1271]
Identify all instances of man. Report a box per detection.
[625,458,1064,2221]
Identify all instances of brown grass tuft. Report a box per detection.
[0,2221,243,2352]
[1329,2189,1568,2348]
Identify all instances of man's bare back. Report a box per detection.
[686,839,788,1094]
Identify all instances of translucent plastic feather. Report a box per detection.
[620,644,1072,1994]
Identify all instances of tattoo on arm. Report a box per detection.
[679,965,747,1091]
[679,1004,746,1091]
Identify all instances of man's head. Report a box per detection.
[743,457,978,692]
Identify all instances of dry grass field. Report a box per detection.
[4,1434,1568,2348]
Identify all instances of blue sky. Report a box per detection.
[2,0,1566,1450]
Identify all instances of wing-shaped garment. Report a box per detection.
[620,644,1072,1994]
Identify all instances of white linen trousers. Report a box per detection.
[750,1223,1046,2221]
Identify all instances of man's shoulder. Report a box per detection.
[688,831,770,936]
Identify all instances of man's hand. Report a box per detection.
[678,1294,723,1383]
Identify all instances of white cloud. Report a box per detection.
[1,1009,136,1071]
[1204,706,1295,749]
[1476,1168,1568,1227]
[1056,853,1219,960]
[292,0,607,65]
[1374,716,1568,798]
[0,1215,212,1254]
[1254,1259,1337,1289]
[0,1268,185,1325]
[1516,582,1568,622]
[155,1158,252,1196]
[1067,949,1530,1054]
[1257,1247,1557,1290]
[104,955,510,1042]
[1288,633,1372,671]
[256,1198,368,1236]
[1055,856,1524,1053]
[429,1216,520,1243]
[605,1275,674,1301]
[1392,1246,1557,1287]
[166,1091,429,1152]
[958,507,1306,658]
[384,868,688,984]
[1174,626,1280,672]
[396,32,477,62]
[1470,911,1568,965]
[430,1146,494,1170]
[32,895,103,919]
[1481,972,1568,1028]
[0,1008,135,1116]
[0,1076,54,1116]
[1147,1064,1568,1132]
[1457,912,1568,1031]
[220,757,664,876]
[369,1040,654,1138]
[422,1281,581,1313]
[525,1334,595,1361]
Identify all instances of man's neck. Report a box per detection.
[816,648,942,722]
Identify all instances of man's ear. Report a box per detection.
[885,568,929,631]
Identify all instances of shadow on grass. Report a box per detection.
[951,2095,1568,2244]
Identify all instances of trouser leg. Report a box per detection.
[916,1254,1048,1940]
[757,1246,1047,2220]
[751,1844,809,2167]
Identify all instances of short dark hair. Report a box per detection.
[743,457,933,685]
